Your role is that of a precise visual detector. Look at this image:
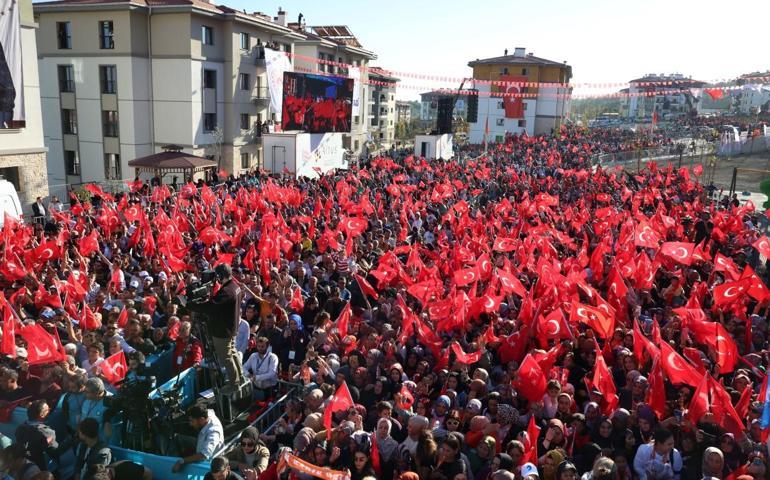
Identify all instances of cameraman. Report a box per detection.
[186,264,245,391]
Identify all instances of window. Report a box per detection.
[240,153,250,169]
[497,101,504,109]
[99,21,114,49]
[317,54,326,73]
[354,140,359,151]
[354,115,359,125]
[64,150,80,175]
[61,109,77,135]
[203,113,216,132]
[102,110,119,137]
[500,67,509,75]
[496,118,504,126]
[99,65,117,94]
[239,73,250,91]
[240,113,249,130]
[202,25,214,45]
[522,103,527,111]
[522,68,528,75]
[203,69,216,89]
[518,119,526,127]
[240,32,249,50]
[58,65,74,93]
[57,22,72,49]
[104,153,121,180]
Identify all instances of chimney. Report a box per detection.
[275,8,286,26]
[513,47,525,57]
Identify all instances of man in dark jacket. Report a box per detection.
[15,400,59,470]
[187,264,245,390]
[74,418,111,480]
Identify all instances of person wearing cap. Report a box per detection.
[186,263,246,391]
[520,462,539,479]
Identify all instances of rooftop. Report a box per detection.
[311,26,362,48]
[468,47,570,68]
[629,73,706,86]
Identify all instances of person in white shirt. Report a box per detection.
[172,404,224,473]
[633,429,682,480]
[235,317,250,361]
[243,337,278,400]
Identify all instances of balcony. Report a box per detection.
[243,129,264,144]
[252,87,269,107]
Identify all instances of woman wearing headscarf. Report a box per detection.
[590,418,620,453]
[701,447,724,479]
[374,417,399,464]
[717,433,745,476]
[538,419,567,457]
[280,314,309,372]
[226,426,270,476]
[540,449,565,480]
[468,435,496,478]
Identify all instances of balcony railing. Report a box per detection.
[252,87,269,107]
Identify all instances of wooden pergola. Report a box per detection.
[128,145,217,182]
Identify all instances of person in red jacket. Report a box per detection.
[172,321,203,374]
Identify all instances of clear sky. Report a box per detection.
[230,0,769,100]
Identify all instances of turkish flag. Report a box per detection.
[396,384,414,410]
[589,350,618,416]
[687,320,739,373]
[323,382,355,438]
[335,302,351,339]
[570,301,614,338]
[242,244,257,272]
[117,307,128,329]
[633,319,659,364]
[353,274,379,300]
[78,230,100,257]
[645,355,666,420]
[634,221,661,249]
[340,216,368,237]
[712,278,752,306]
[81,303,101,331]
[453,268,479,287]
[0,299,15,358]
[708,376,745,437]
[522,414,541,465]
[31,240,62,265]
[289,287,304,312]
[450,342,482,365]
[19,324,59,365]
[741,265,770,302]
[660,341,703,387]
[683,347,707,375]
[514,354,547,402]
[753,235,770,259]
[493,237,518,252]
[0,252,28,282]
[687,373,710,423]
[659,242,694,266]
[497,269,528,298]
[100,351,128,385]
[713,253,741,281]
[537,308,572,348]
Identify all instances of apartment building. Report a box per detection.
[467,47,572,141]
[396,100,412,124]
[368,68,398,149]
[34,0,306,198]
[288,22,376,157]
[620,73,705,121]
[0,0,49,211]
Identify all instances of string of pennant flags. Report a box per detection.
[280,51,770,90]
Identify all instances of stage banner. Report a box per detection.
[265,48,293,116]
[0,0,24,128]
[349,66,361,116]
[500,75,528,119]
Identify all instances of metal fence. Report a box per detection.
[594,141,717,167]
[213,380,305,458]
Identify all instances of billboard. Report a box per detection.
[281,72,354,134]
[0,0,24,128]
[500,75,527,119]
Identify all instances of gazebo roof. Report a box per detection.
[128,151,217,170]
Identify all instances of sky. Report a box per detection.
[233,0,769,100]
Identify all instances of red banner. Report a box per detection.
[500,75,527,118]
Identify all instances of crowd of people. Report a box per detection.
[2,124,770,480]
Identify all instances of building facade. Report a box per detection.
[367,68,397,150]
[0,0,49,211]
[419,90,468,123]
[467,47,571,143]
[33,3,378,198]
[396,100,411,124]
[620,74,705,121]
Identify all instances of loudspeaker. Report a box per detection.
[466,90,478,123]
[436,97,454,134]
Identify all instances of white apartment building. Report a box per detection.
[0,0,49,212]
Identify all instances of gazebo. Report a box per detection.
[128,145,218,182]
